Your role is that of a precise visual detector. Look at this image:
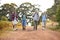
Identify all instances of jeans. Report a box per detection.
[42,20,46,28]
[22,20,26,30]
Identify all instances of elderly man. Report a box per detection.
[32,11,39,30]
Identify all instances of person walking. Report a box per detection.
[21,12,27,30]
[11,12,18,30]
[42,12,47,30]
[32,11,39,30]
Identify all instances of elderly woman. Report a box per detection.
[42,12,47,30]
[11,12,18,30]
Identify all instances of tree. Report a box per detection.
[0,3,17,20]
[56,5,60,26]
[18,2,40,26]
[46,4,56,21]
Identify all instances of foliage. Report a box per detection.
[56,5,60,26]
[0,3,17,20]
[46,5,56,21]
[0,2,40,26]
[18,2,40,25]
[1,16,8,21]
[49,25,60,32]
[0,21,12,30]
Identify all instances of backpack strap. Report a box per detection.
[33,13,35,17]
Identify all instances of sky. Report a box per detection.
[0,0,54,12]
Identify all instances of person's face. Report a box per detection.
[12,12,14,13]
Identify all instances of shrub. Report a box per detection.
[49,26,60,32]
[0,21,12,30]
[56,5,60,29]
[1,16,8,21]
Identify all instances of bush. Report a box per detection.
[1,16,8,21]
[0,21,12,30]
[56,5,60,29]
[49,26,60,32]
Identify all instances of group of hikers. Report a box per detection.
[10,10,47,31]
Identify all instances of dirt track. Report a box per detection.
[0,26,60,40]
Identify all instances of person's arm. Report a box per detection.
[46,14,47,19]
[32,13,35,17]
[37,13,40,21]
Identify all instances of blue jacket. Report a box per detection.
[42,14,47,21]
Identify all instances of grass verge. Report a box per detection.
[48,26,60,32]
